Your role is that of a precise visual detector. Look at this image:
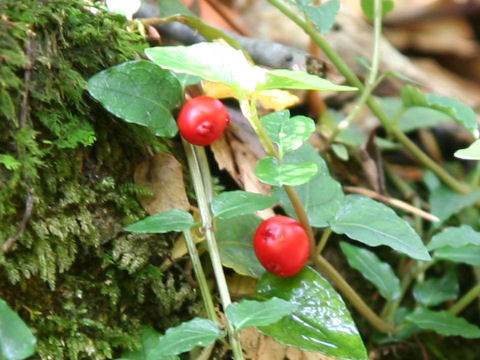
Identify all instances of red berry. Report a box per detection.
[177,96,231,146]
[253,216,310,277]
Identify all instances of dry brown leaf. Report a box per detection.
[134,153,190,214]
[240,327,340,360]
[227,273,258,298]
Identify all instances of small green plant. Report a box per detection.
[86,0,480,359]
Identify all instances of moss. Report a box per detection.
[0,1,200,359]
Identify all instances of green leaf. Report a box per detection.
[146,42,264,92]
[0,154,21,171]
[273,143,344,227]
[428,225,480,250]
[331,143,349,160]
[405,308,480,338]
[260,69,357,92]
[330,195,431,261]
[0,299,36,360]
[260,110,315,157]
[413,272,459,307]
[400,107,451,133]
[118,327,177,360]
[256,267,367,360]
[401,85,478,136]
[361,0,395,20]
[148,318,225,358]
[255,156,318,186]
[318,110,366,147]
[429,187,480,225]
[380,97,454,133]
[434,245,480,265]
[340,242,401,301]
[455,139,480,160]
[226,298,297,331]
[296,0,340,35]
[87,60,181,138]
[216,215,265,277]
[211,191,277,220]
[125,209,194,233]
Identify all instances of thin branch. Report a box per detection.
[344,186,439,222]
[3,188,34,253]
[203,0,249,36]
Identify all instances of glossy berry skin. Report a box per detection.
[177,96,230,146]
[254,216,310,277]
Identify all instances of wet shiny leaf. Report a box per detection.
[256,267,367,360]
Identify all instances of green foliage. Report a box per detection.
[0,299,37,360]
[0,1,201,359]
[256,267,367,360]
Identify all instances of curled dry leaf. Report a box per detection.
[134,153,190,214]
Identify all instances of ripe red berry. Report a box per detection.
[253,216,310,277]
[177,96,231,146]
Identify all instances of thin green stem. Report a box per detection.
[183,139,244,360]
[183,229,219,323]
[329,0,382,143]
[283,185,316,253]
[238,97,316,251]
[315,227,332,257]
[449,281,480,316]
[383,260,434,321]
[315,255,393,333]
[239,97,278,158]
[267,0,470,194]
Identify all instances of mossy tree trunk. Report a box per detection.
[0,1,200,359]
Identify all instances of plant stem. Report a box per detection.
[266,0,470,194]
[238,97,316,250]
[383,260,434,321]
[182,139,244,360]
[315,255,393,333]
[315,227,332,256]
[329,0,382,143]
[239,97,278,158]
[183,229,219,323]
[449,281,480,316]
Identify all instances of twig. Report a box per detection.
[203,0,249,36]
[4,33,36,253]
[344,186,439,222]
[3,188,34,253]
